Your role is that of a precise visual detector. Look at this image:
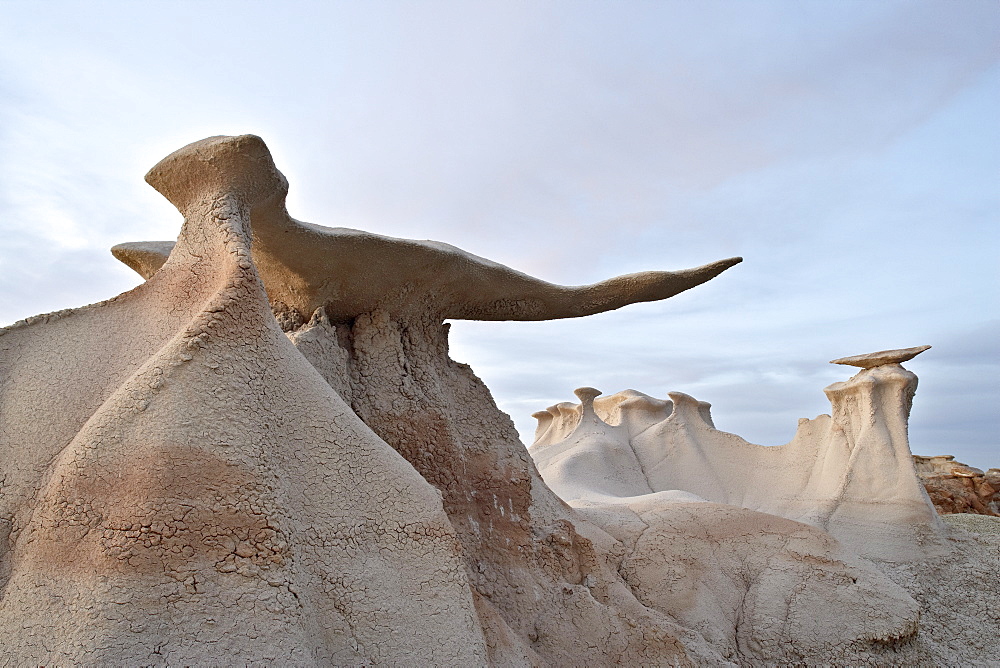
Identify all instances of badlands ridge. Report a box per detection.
[0,135,996,665]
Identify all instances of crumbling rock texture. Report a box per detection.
[915,455,1000,516]
[290,308,706,665]
[2,134,997,666]
[877,513,1000,665]
[572,498,923,664]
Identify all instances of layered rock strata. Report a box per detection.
[915,455,1000,516]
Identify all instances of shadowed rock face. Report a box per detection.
[3,134,994,666]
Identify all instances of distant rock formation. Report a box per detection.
[915,455,1000,516]
[530,346,946,562]
[830,344,931,368]
[1,135,996,665]
[529,350,999,664]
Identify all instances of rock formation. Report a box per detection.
[1,135,743,665]
[1,135,997,665]
[915,455,1000,516]
[0,137,488,664]
[529,350,999,664]
[530,346,946,562]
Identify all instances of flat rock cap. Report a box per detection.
[830,345,931,369]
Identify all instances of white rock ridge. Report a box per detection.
[530,346,946,562]
[529,349,1000,664]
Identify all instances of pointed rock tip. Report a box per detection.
[111,241,175,280]
[695,256,742,277]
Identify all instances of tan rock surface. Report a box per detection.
[0,136,488,664]
[109,216,740,324]
[830,344,931,368]
[110,240,177,280]
[4,135,739,665]
[3,134,996,665]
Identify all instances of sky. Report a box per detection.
[0,1,997,469]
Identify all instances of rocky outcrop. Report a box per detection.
[2,134,996,665]
[915,455,1000,516]
[530,347,947,562]
[528,352,1000,664]
[3,135,742,665]
[0,136,487,664]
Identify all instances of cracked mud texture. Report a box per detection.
[0,136,486,664]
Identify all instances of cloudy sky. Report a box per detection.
[1,1,997,469]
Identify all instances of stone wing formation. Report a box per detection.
[0,135,996,665]
[113,140,741,324]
